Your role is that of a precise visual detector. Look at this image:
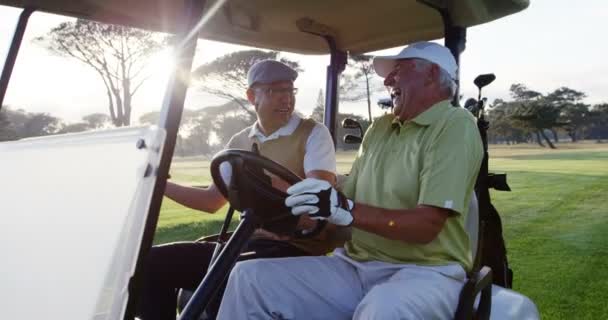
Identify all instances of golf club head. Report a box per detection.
[474,74,496,90]
[377,97,393,109]
[343,134,362,144]
[464,98,479,114]
[342,118,361,129]
[464,98,477,109]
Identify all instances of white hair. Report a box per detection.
[413,59,457,98]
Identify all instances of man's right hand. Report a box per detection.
[285,178,354,226]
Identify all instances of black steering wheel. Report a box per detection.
[210,149,326,238]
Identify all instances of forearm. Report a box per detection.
[165,181,226,213]
[306,169,337,186]
[350,203,448,244]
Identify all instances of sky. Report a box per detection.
[1,0,607,124]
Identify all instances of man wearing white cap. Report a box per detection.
[138,60,341,320]
[217,42,483,319]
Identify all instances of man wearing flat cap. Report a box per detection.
[137,60,340,320]
[217,42,483,319]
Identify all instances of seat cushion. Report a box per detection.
[490,285,540,320]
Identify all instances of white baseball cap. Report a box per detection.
[373,41,458,80]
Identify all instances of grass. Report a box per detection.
[153,156,234,244]
[488,142,608,319]
[155,142,608,319]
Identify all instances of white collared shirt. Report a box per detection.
[248,114,336,174]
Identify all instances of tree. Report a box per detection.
[509,84,559,148]
[193,50,302,118]
[511,101,560,148]
[592,103,608,114]
[510,83,542,101]
[22,113,64,137]
[546,87,586,105]
[138,111,161,126]
[139,109,201,156]
[1,108,67,139]
[486,99,526,144]
[544,87,589,142]
[588,103,608,141]
[339,54,384,122]
[36,20,166,126]
[138,102,256,157]
[179,108,216,156]
[200,101,256,147]
[0,108,18,141]
[82,113,111,129]
[184,113,213,156]
[59,122,90,134]
[311,89,325,122]
[3,108,29,138]
[559,103,590,142]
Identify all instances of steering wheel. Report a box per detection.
[210,149,326,238]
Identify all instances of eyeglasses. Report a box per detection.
[256,87,298,96]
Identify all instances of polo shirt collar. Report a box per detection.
[391,99,453,128]
[248,113,302,141]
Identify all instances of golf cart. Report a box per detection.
[0,1,539,319]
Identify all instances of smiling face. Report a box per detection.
[383,58,439,121]
[247,80,296,135]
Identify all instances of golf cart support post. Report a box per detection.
[322,36,347,146]
[123,1,206,318]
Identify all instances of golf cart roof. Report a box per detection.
[4,0,528,54]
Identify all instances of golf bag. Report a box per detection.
[476,116,513,289]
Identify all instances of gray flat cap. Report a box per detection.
[247,60,298,87]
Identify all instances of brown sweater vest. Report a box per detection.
[225,118,341,255]
[227,119,315,178]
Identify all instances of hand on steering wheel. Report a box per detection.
[285,178,355,226]
[210,149,326,239]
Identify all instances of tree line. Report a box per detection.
[485,84,608,148]
[0,108,111,141]
[0,93,370,154]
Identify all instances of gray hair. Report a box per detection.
[414,59,457,98]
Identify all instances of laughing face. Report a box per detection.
[383,58,431,121]
[247,80,296,135]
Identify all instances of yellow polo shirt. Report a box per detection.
[342,100,483,271]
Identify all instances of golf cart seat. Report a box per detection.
[457,194,540,320]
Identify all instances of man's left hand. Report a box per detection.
[285,178,354,226]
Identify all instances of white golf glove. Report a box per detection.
[285,178,354,226]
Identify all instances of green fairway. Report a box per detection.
[155,142,608,319]
[488,143,608,319]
